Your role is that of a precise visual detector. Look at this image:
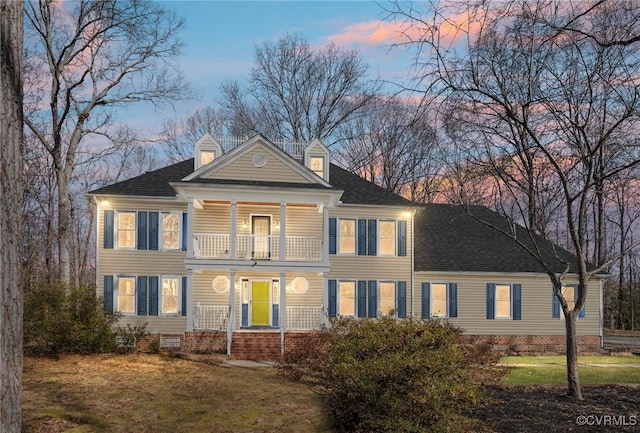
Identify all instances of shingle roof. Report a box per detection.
[88,158,413,207]
[414,204,590,274]
[329,164,414,206]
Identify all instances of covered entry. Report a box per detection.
[241,279,279,327]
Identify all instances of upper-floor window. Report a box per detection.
[117,212,136,249]
[379,221,396,255]
[339,219,356,254]
[161,213,181,250]
[310,156,324,178]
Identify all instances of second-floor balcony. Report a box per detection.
[193,233,323,261]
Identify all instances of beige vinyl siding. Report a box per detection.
[413,273,601,336]
[194,203,322,238]
[329,206,413,282]
[96,198,188,334]
[205,144,311,183]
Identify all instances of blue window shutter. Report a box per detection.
[104,210,114,249]
[137,276,148,315]
[552,288,560,318]
[328,280,337,317]
[182,276,187,317]
[397,281,407,318]
[486,283,495,320]
[368,281,377,317]
[421,283,430,319]
[576,285,585,318]
[137,212,148,250]
[149,276,159,316]
[368,219,377,256]
[148,212,159,250]
[512,284,521,320]
[397,220,407,257]
[103,275,114,314]
[329,218,337,255]
[357,281,367,318]
[448,283,458,318]
[357,219,367,255]
[182,212,187,251]
[272,305,279,327]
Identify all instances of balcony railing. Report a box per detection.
[193,304,229,330]
[193,233,322,261]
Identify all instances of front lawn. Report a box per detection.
[23,354,332,433]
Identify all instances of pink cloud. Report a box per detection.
[323,20,409,47]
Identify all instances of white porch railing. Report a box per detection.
[286,306,325,330]
[193,233,322,261]
[193,304,229,330]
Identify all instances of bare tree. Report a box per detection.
[386,0,640,399]
[0,1,24,430]
[335,96,438,199]
[23,0,192,283]
[220,33,380,145]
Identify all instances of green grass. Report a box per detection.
[503,366,640,385]
[501,355,640,365]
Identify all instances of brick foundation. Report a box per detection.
[155,331,603,359]
[461,335,603,355]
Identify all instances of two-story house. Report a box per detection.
[89,133,605,359]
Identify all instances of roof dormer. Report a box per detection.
[303,138,330,182]
[194,132,223,171]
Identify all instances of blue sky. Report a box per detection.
[150,1,419,126]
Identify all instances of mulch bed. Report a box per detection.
[478,385,640,432]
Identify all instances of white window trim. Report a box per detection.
[160,212,182,251]
[430,282,449,318]
[377,220,397,256]
[378,281,396,316]
[115,210,137,250]
[160,275,182,316]
[494,283,512,319]
[337,280,356,317]
[309,155,325,179]
[337,218,356,255]
[115,275,137,315]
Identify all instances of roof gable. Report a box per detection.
[184,135,331,187]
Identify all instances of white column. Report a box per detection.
[322,204,329,264]
[322,272,329,326]
[280,271,286,355]
[187,200,194,259]
[279,202,286,261]
[186,270,194,331]
[227,269,236,356]
[230,201,237,260]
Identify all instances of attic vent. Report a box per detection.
[252,153,267,167]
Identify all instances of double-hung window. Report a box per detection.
[486,283,521,320]
[379,282,396,315]
[421,282,457,319]
[338,281,355,317]
[431,283,448,317]
[553,285,585,318]
[338,219,356,254]
[117,212,136,249]
[117,276,136,314]
[310,156,325,178]
[378,221,396,255]
[161,213,181,250]
[161,276,180,315]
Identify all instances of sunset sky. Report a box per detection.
[148,1,420,126]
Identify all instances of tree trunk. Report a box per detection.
[57,170,72,283]
[0,1,24,431]
[564,310,583,400]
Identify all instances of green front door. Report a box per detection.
[251,281,270,326]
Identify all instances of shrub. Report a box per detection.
[24,283,121,355]
[280,316,503,433]
[114,323,149,353]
